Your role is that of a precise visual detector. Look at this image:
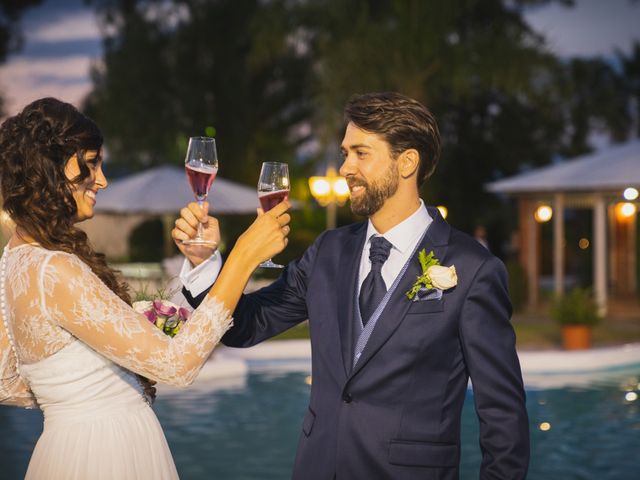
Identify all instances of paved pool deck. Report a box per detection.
[169,340,640,392]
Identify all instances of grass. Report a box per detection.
[512,301,640,349]
[268,316,640,350]
[272,322,310,340]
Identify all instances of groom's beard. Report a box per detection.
[348,162,399,217]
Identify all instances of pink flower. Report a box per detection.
[178,307,190,321]
[143,309,157,323]
[153,300,177,317]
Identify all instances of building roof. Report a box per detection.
[486,140,640,194]
[95,165,259,214]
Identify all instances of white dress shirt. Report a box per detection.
[358,200,432,291]
[181,201,432,297]
[179,251,222,297]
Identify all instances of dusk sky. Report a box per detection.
[0,0,639,118]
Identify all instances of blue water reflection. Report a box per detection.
[2,367,640,479]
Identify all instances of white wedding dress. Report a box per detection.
[0,244,232,479]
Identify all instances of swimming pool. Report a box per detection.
[2,359,639,479]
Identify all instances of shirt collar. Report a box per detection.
[365,199,432,254]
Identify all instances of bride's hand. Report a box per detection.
[234,200,291,267]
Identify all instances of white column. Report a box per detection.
[630,214,637,293]
[553,193,565,295]
[593,194,607,315]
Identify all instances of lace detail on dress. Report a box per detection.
[1,245,233,405]
[0,247,37,408]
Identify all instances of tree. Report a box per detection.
[619,41,640,138]
[0,0,42,62]
[0,0,43,115]
[84,0,636,253]
[298,0,571,235]
[85,0,313,185]
[299,0,633,240]
[558,57,631,157]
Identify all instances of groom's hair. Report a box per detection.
[344,92,441,187]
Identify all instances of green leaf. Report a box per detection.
[418,249,429,272]
[406,250,440,299]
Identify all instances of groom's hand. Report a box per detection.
[172,201,221,267]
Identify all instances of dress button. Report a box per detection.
[342,393,353,404]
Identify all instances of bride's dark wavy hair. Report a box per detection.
[0,97,130,303]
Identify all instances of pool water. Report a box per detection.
[2,367,639,479]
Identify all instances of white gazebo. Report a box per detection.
[487,140,640,314]
[94,165,259,215]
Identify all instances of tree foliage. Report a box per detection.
[86,0,313,185]
[84,0,638,250]
[0,0,43,115]
[0,0,42,62]
[619,42,640,138]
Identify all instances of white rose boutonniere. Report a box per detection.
[427,265,457,290]
[406,249,457,300]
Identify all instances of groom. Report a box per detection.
[174,92,529,479]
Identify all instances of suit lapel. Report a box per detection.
[337,223,368,377]
[349,207,451,379]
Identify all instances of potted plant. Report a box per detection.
[549,288,601,350]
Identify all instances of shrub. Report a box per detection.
[549,288,601,326]
[128,218,165,262]
[506,261,527,312]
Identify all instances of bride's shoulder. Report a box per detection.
[41,250,91,275]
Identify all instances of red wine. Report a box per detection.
[186,164,218,200]
[258,189,289,212]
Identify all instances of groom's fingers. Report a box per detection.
[174,217,197,238]
[180,206,200,229]
[185,201,209,225]
[189,201,209,224]
[171,226,189,243]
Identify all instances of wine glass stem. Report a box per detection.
[196,200,205,239]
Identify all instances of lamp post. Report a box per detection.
[308,167,350,229]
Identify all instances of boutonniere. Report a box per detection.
[405,249,457,300]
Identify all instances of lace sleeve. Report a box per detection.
[41,253,232,387]
[0,323,37,408]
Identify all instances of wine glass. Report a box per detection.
[183,136,218,247]
[257,162,290,268]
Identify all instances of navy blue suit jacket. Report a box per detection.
[184,207,529,479]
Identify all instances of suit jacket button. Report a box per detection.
[342,393,353,403]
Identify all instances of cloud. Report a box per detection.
[0,56,96,115]
[30,11,101,43]
[525,0,640,58]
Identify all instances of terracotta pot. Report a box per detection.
[561,325,592,350]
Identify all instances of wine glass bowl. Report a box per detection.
[183,136,218,247]
[257,162,290,268]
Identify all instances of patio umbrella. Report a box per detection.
[95,165,260,215]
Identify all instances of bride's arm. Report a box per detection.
[1,325,37,408]
[0,375,37,408]
[41,203,289,387]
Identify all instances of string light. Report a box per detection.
[623,187,638,201]
[534,205,553,223]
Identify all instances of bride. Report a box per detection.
[0,97,291,479]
